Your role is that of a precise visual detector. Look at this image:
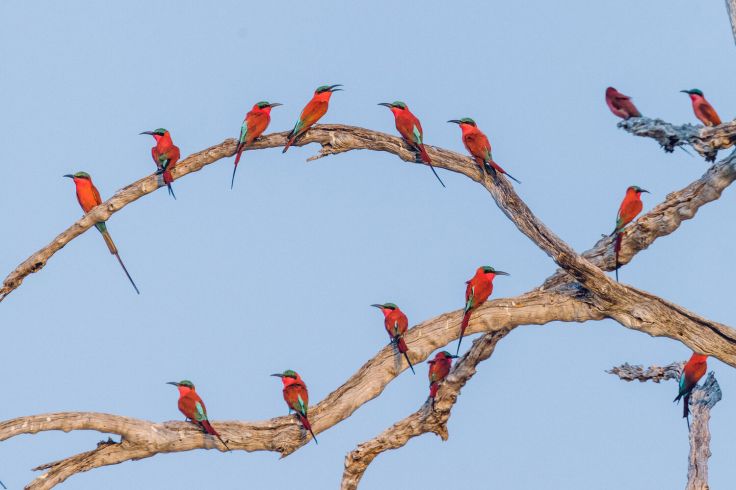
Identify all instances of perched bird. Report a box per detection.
[232,101,282,188]
[379,101,445,187]
[681,89,721,127]
[427,351,458,407]
[140,128,181,199]
[605,87,642,119]
[271,370,318,444]
[610,186,649,282]
[371,303,415,374]
[674,353,708,427]
[64,172,140,294]
[448,118,520,184]
[167,380,229,450]
[283,84,342,153]
[459,266,509,355]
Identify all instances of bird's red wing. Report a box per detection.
[164,145,181,167]
[617,199,643,228]
[178,393,202,420]
[151,147,160,166]
[396,312,409,336]
[698,101,722,126]
[299,99,329,129]
[283,383,309,414]
[246,112,270,145]
[91,183,104,206]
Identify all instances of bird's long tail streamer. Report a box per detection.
[298,413,318,445]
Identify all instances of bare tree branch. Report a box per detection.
[610,364,722,490]
[726,0,736,46]
[607,362,683,383]
[617,117,736,161]
[341,329,510,490]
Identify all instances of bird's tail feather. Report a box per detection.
[614,232,622,282]
[114,252,140,295]
[297,413,318,444]
[98,227,117,255]
[201,420,230,450]
[457,311,471,355]
[395,338,416,374]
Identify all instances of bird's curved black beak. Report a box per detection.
[270,373,284,378]
[680,90,690,94]
[378,102,392,108]
[269,103,283,108]
[63,174,74,179]
[140,131,155,136]
[494,270,510,276]
[449,354,460,359]
[166,381,180,387]
[447,119,462,124]
[639,189,650,194]
[370,304,383,309]
[328,84,343,92]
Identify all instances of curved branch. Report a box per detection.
[726,0,736,47]
[617,117,736,161]
[607,362,683,383]
[341,329,510,490]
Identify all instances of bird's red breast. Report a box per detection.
[616,191,643,231]
[178,389,207,421]
[690,96,721,126]
[428,357,452,385]
[462,127,492,163]
[283,382,309,414]
[465,269,494,306]
[683,354,708,390]
[605,88,641,119]
[245,108,272,145]
[73,178,103,213]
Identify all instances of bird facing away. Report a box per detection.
[272,370,318,444]
[167,380,230,450]
[427,351,458,407]
[459,266,509,355]
[681,89,722,127]
[379,101,445,187]
[610,186,648,282]
[140,128,180,199]
[64,172,140,294]
[283,84,342,153]
[448,118,521,184]
[674,353,708,427]
[371,303,415,374]
[231,101,282,188]
[605,87,642,119]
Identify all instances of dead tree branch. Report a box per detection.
[726,0,736,46]
[610,364,722,490]
[341,329,510,490]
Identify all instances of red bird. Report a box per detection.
[379,101,445,187]
[610,186,649,282]
[231,101,282,188]
[272,370,318,444]
[673,353,708,426]
[140,128,180,199]
[64,171,140,294]
[371,303,415,374]
[167,380,230,450]
[283,84,342,153]
[681,89,721,127]
[448,118,521,184]
[427,351,458,407]
[605,87,642,119]
[459,266,509,355]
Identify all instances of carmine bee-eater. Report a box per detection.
[673,353,708,428]
[271,370,318,444]
[681,89,722,127]
[371,303,415,374]
[283,84,342,153]
[379,101,445,187]
[610,186,649,282]
[231,101,282,189]
[427,351,458,407]
[459,266,509,356]
[64,172,140,294]
[605,87,642,119]
[448,118,521,184]
[167,380,230,450]
[140,128,180,199]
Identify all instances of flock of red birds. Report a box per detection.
[62,84,719,447]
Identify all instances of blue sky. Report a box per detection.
[1,1,734,488]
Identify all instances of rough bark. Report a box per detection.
[341,329,510,490]
[617,117,736,162]
[610,364,722,490]
[727,0,736,46]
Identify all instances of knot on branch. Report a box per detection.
[607,362,683,383]
[691,372,722,410]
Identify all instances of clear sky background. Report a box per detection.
[1,1,734,488]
